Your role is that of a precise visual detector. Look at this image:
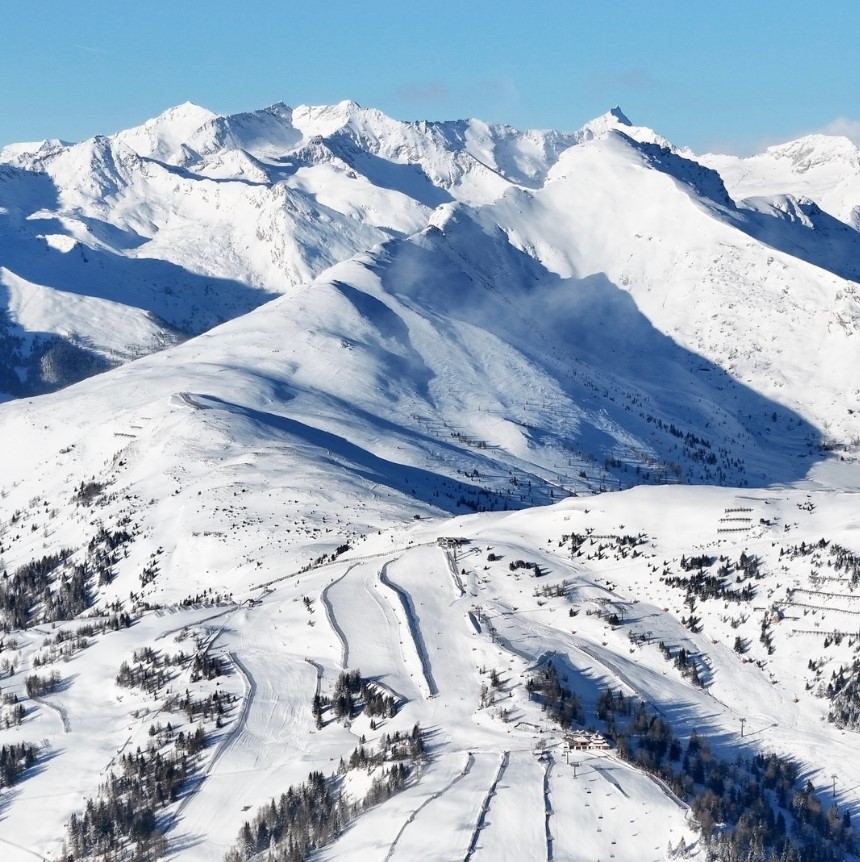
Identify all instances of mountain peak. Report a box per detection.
[112,101,218,161]
[765,133,860,171]
[260,101,293,121]
[159,100,217,122]
[576,106,674,150]
[608,105,632,126]
[578,106,635,139]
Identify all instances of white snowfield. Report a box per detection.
[4,480,860,861]
[0,100,859,861]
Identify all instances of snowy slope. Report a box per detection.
[3,98,859,428]
[489,129,860,449]
[0,101,580,397]
[3,441,860,861]
[1,100,860,862]
[0,240,857,859]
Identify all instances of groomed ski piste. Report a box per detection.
[3,475,860,860]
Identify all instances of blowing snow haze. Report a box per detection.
[1,100,860,862]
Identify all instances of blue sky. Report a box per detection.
[2,1,858,153]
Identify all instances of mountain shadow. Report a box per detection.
[627,136,860,286]
[365,208,823,489]
[0,283,114,399]
[0,225,276,334]
[0,168,277,396]
[327,132,454,208]
[739,196,860,285]
[187,394,510,515]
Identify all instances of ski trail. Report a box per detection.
[379,562,438,697]
[642,770,689,810]
[477,605,533,660]
[0,837,51,862]
[246,542,437,594]
[209,652,256,773]
[304,657,323,698]
[363,575,415,703]
[154,605,236,641]
[169,651,255,828]
[577,643,671,720]
[463,751,509,861]
[325,559,419,703]
[31,695,70,734]
[320,564,356,668]
[442,548,466,597]
[592,763,630,798]
[384,753,475,862]
[543,752,554,862]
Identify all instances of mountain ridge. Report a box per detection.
[2,99,859,402]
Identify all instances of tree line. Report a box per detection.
[529,660,854,861]
[225,725,425,862]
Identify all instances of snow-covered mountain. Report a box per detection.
[702,133,860,230]
[2,99,858,445]
[1,101,860,862]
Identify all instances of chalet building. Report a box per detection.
[436,537,463,548]
[565,731,611,751]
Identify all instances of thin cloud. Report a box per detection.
[392,82,451,105]
[466,77,521,105]
[701,118,860,158]
[586,68,661,92]
[392,78,522,120]
[75,44,111,55]
[817,116,860,147]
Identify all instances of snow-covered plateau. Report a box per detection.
[1,100,860,862]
